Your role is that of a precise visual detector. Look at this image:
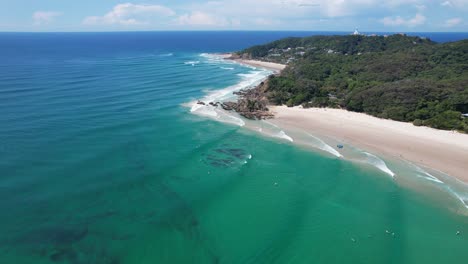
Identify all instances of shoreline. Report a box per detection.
[219,53,286,72]
[218,53,468,184]
[269,106,468,183]
[232,59,286,73]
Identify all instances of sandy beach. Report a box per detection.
[219,53,286,72]
[224,53,468,182]
[232,59,286,72]
[269,106,468,183]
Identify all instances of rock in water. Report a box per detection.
[222,79,274,120]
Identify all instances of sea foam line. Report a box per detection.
[187,58,271,127]
[184,61,200,66]
[306,133,342,158]
[418,167,468,210]
[363,152,396,177]
[277,131,294,142]
[411,164,444,184]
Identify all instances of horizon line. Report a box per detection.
[0,30,468,34]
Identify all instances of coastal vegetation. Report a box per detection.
[235,35,468,132]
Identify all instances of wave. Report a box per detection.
[187,68,270,127]
[418,167,468,210]
[159,53,173,57]
[363,152,396,177]
[184,61,200,66]
[453,192,468,209]
[412,165,444,184]
[305,133,342,158]
[276,131,294,142]
[221,67,234,70]
[199,53,232,64]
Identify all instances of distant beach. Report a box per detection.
[233,59,286,72]
[221,53,286,72]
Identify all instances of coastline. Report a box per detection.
[232,59,286,73]
[220,53,467,184]
[220,53,286,72]
[269,106,468,183]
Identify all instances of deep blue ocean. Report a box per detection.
[1,31,467,263]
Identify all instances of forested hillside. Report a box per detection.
[236,35,468,132]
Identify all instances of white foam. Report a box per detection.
[446,187,468,209]
[159,53,173,57]
[199,53,235,65]
[217,111,245,127]
[221,67,234,70]
[416,167,468,209]
[190,104,218,117]
[184,61,200,66]
[363,152,396,177]
[413,165,444,184]
[277,131,294,142]
[306,133,342,158]
[187,67,270,127]
[453,192,468,209]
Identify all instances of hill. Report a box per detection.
[234,34,468,132]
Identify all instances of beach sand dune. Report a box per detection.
[270,106,468,183]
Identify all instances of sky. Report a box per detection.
[1,0,467,32]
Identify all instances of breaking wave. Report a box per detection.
[363,152,396,177]
[186,56,271,127]
[184,61,200,66]
[305,133,342,158]
[276,131,294,142]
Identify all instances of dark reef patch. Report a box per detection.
[203,147,249,168]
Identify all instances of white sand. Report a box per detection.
[270,106,468,182]
[219,53,286,72]
[233,59,286,72]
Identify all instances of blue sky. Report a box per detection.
[1,0,467,32]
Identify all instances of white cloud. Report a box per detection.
[441,1,452,6]
[415,4,427,12]
[381,13,426,27]
[179,0,377,20]
[76,0,467,30]
[384,0,422,8]
[83,3,175,26]
[177,11,228,26]
[33,11,62,25]
[282,0,377,17]
[441,0,468,8]
[444,17,463,27]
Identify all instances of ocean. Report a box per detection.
[0,31,467,263]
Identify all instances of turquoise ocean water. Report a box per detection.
[0,32,467,263]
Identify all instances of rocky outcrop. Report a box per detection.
[221,80,274,120]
